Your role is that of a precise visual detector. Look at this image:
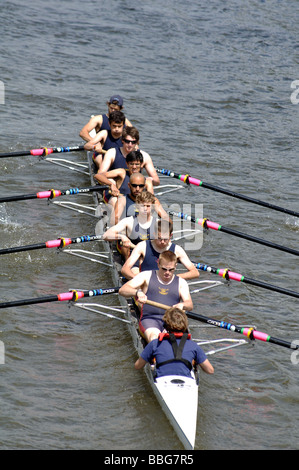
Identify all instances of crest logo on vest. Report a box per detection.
[159,288,169,295]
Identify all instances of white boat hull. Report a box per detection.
[153,375,198,450]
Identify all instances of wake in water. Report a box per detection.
[0,204,22,231]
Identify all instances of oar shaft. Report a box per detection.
[0,185,108,204]
[220,225,299,256]
[144,301,298,351]
[194,262,299,299]
[0,287,119,309]
[171,211,299,257]
[242,276,299,299]
[0,242,47,255]
[157,167,299,218]
[0,145,85,159]
[0,235,103,256]
[187,311,298,350]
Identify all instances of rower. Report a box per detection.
[79,94,132,141]
[103,190,168,260]
[110,168,163,225]
[84,110,126,168]
[134,307,214,377]
[92,126,160,200]
[119,251,193,343]
[121,219,199,280]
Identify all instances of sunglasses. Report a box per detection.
[123,139,137,144]
[130,183,145,188]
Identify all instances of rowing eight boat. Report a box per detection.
[84,150,247,450]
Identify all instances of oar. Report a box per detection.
[0,185,108,204]
[0,145,85,159]
[0,234,104,256]
[0,287,120,309]
[156,167,299,218]
[193,261,299,299]
[170,210,299,257]
[145,300,299,351]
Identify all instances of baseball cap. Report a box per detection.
[109,95,123,107]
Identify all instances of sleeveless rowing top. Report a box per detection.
[125,195,137,217]
[141,271,180,320]
[103,148,130,204]
[99,114,110,131]
[129,215,157,243]
[110,147,130,195]
[140,240,176,272]
[103,130,122,151]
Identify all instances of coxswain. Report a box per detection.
[134,307,214,377]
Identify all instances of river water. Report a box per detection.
[0,0,298,451]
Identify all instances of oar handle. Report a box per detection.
[145,300,171,310]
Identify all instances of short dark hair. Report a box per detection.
[126,150,143,164]
[109,110,125,124]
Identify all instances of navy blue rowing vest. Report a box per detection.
[109,147,130,195]
[140,240,176,271]
[125,195,137,217]
[100,114,110,131]
[103,130,122,151]
[129,215,157,243]
[141,271,180,320]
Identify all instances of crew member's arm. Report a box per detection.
[110,192,126,225]
[175,245,200,280]
[118,271,149,299]
[93,149,120,196]
[199,359,214,374]
[134,357,147,370]
[141,151,160,186]
[79,114,103,141]
[121,241,146,279]
[84,129,108,152]
[174,278,193,311]
[103,217,135,248]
